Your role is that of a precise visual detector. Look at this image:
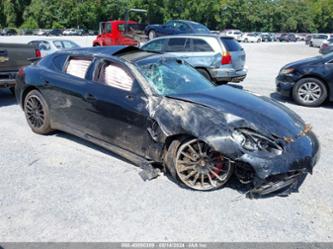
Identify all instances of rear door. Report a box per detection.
[162,21,180,36]
[220,37,245,71]
[41,56,94,132]
[0,43,35,72]
[182,38,219,68]
[165,37,191,58]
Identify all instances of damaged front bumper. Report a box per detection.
[239,131,320,198]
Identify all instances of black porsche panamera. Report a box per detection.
[15,46,320,198]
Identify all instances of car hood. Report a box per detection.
[283,56,323,68]
[168,86,305,138]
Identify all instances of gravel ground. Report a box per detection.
[0,37,332,242]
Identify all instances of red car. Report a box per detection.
[93,20,141,47]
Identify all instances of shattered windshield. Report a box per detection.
[139,59,214,96]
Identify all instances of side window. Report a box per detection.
[104,23,112,33]
[65,58,92,79]
[62,41,77,49]
[177,23,191,33]
[39,41,51,51]
[192,39,213,52]
[166,38,190,52]
[97,62,134,91]
[53,41,63,49]
[142,39,165,52]
[166,21,175,28]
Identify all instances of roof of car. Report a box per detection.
[171,20,204,25]
[29,38,76,42]
[147,33,234,39]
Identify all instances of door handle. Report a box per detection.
[84,93,97,102]
[125,95,134,101]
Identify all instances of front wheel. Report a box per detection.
[24,90,53,134]
[292,78,327,107]
[165,138,234,191]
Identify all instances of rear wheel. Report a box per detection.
[292,78,327,107]
[148,30,156,40]
[165,138,234,191]
[24,90,53,134]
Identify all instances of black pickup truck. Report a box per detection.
[0,43,38,94]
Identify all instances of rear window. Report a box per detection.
[65,58,92,79]
[220,38,243,52]
[192,39,213,52]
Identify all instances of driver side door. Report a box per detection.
[83,59,150,156]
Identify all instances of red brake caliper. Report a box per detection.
[210,152,224,179]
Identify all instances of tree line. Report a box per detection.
[0,0,332,32]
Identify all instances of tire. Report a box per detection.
[292,78,328,107]
[165,138,234,191]
[24,90,53,134]
[148,30,156,40]
[196,68,212,81]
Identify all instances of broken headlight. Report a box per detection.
[232,129,283,155]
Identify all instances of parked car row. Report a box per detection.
[222,30,304,43]
[0,28,98,36]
